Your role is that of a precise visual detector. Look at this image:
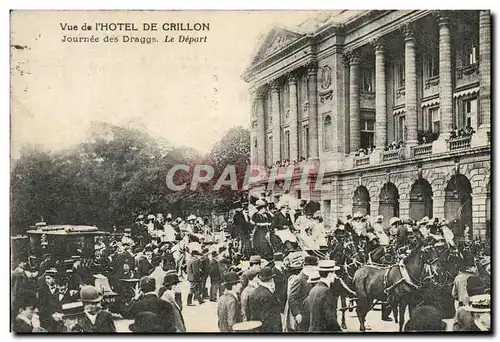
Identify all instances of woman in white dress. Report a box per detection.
[311,211,327,247]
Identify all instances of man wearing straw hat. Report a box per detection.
[217,271,243,332]
[307,260,342,332]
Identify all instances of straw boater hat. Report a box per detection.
[317,260,340,272]
[187,214,197,221]
[304,268,321,284]
[61,301,84,318]
[232,321,262,332]
[375,215,384,224]
[463,294,491,313]
[249,255,262,265]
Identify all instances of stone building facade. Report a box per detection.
[243,10,491,240]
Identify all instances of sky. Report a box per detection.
[10,10,329,158]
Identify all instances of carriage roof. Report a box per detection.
[26,225,109,236]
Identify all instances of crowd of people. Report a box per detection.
[11,192,491,333]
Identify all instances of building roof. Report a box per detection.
[244,10,370,78]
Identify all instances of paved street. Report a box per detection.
[113,279,455,333]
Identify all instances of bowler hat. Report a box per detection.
[304,256,318,266]
[467,276,487,297]
[163,273,180,287]
[222,271,240,285]
[403,305,446,331]
[80,285,103,303]
[139,276,155,291]
[258,267,275,282]
[129,312,164,332]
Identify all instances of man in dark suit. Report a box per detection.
[187,250,203,306]
[136,246,154,279]
[200,248,210,299]
[270,253,287,312]
[241,255,261,291]
[124,277,176,332]
[307,260,342,332]
[75,285,116,333]
[38,269,64,332]
[217,272,243,332]
[56,275,79,305]
[233,204,253,258]
[271,204,293,231]
[288,256,317,331]
[248,267,282,332]
[208,251,222,301]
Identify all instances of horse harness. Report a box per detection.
[383,260,421,295]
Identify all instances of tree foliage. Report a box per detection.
[10,123,250,234]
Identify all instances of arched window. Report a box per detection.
[323,115,332,151]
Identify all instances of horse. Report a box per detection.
[329,238,362,329]
[352,241,442,332]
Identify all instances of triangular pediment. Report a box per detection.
[249,27,305,67]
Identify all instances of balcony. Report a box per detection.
[382,150,399,162]
[354,155,370,167]
[411,143,433,158]
[448,136,472,151]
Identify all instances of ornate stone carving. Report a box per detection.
[307,61,318,75]
[319,90,333,103]
[424,76,440,89]
[269,79,280,92]
[396,87,406,99]
[432,10,451,26]
[319,65,332,89]
[263,32,298,59]
[401,22,416,41]
[456,63,479,79]
[343,50,360,65]
[303,100,310,112]
[360,91,375,100]
[286,71,298,84]
[370,36,385,52]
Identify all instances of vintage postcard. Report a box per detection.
[10,10,491,333]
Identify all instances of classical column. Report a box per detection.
[288,73,299,161]
[348,52,361,153]
[255,88,266,166]
[404,23,418,147]
[270,80,281,163]
[307,62,319,160]
[438,12,453,141]
[373,38,387,149]
[473,10,492,147]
